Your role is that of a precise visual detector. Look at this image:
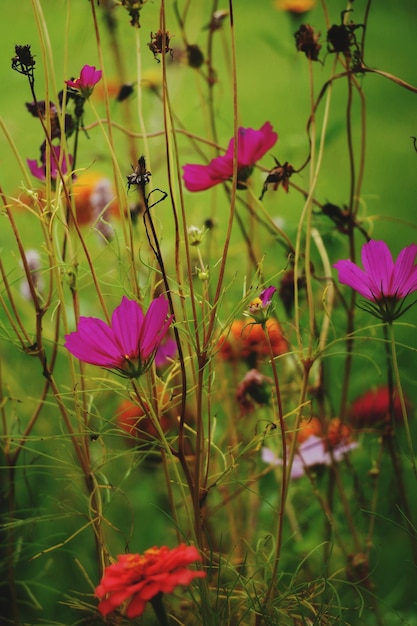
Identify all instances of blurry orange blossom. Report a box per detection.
[326,417,354,449]
[294,417,322,444]
[72,171,119,225]
[274,0,316,12]
[217,319,288,364]
[291,416,354,449]
[115,387,175,445]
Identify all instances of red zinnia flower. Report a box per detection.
[183,122,278,191]
[348,386,409,427]
[64,295,173,378]
[95,544,205,618]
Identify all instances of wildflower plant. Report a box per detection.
[1,2,417,626]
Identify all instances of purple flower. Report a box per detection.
[154,335,177,368]
[262,435,358,480]
[183,122,278,191]
[64,296,173,378]
[248,285,277,322]
[260,286,277,307]
[27,146,73,182]
[334,240,417,321]
[66,64,102,99]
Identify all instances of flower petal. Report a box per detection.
[80,64,102,86]
[27,158,45,181]
[182,163,227,191]
[64,317,123,366]
[391,243,417,298]
[361,240,394,298]
[183,122,277,191]
[140,295,172,360]
[333,259,375,299]
[236,122,278,166]
[111,297,144,358]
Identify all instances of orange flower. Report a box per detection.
[274,0,316,13]
[116,387,174,444]
[217,319,287,364]
[291,416,354,449]
[295,417,322,444]
[71,172,119,225]
[326,417,353,449]
[96,544,205,618]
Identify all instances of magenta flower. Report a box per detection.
[183,122,278,191]
[64,296,173,378]
[334,240,417,321]
[27,146,73,182]
[66,64,102,99]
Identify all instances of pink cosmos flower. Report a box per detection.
[262,434,358,480]
[334,240,417,321]
[95,544,205,618]
[65,64,102,99]
[183,122,278,191]
[64,295,173,378]
[27,146,73,182]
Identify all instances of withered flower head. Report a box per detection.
[148,30,173,62]
[127,156,151,191]
[12,44,36,78]
[294,24,321,61]
[206,10,229,32]
[326,11,364,64]
[116,84,135,102]
[260,158,294,200]
[186,44,205,68]
[236,369,273,415]
[121,0,147,28]
[25,100,74,141]
[279,268,306,317]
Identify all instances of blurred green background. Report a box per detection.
[1,1,417,625]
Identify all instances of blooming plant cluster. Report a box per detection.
[1,2,417,626]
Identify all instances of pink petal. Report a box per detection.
[27,158,45,181]
[208,153,233,179]
[182,161,230,191]
[361,240,394,298]
[154,336,177,367]
[64,317,123,366]
[236,122,278,166]
[111,297,144,358]
[140,296,171,359]
[392,243,417,298]
[297,435,329,466]
[80,64,102,86]
[333,259,375,299]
